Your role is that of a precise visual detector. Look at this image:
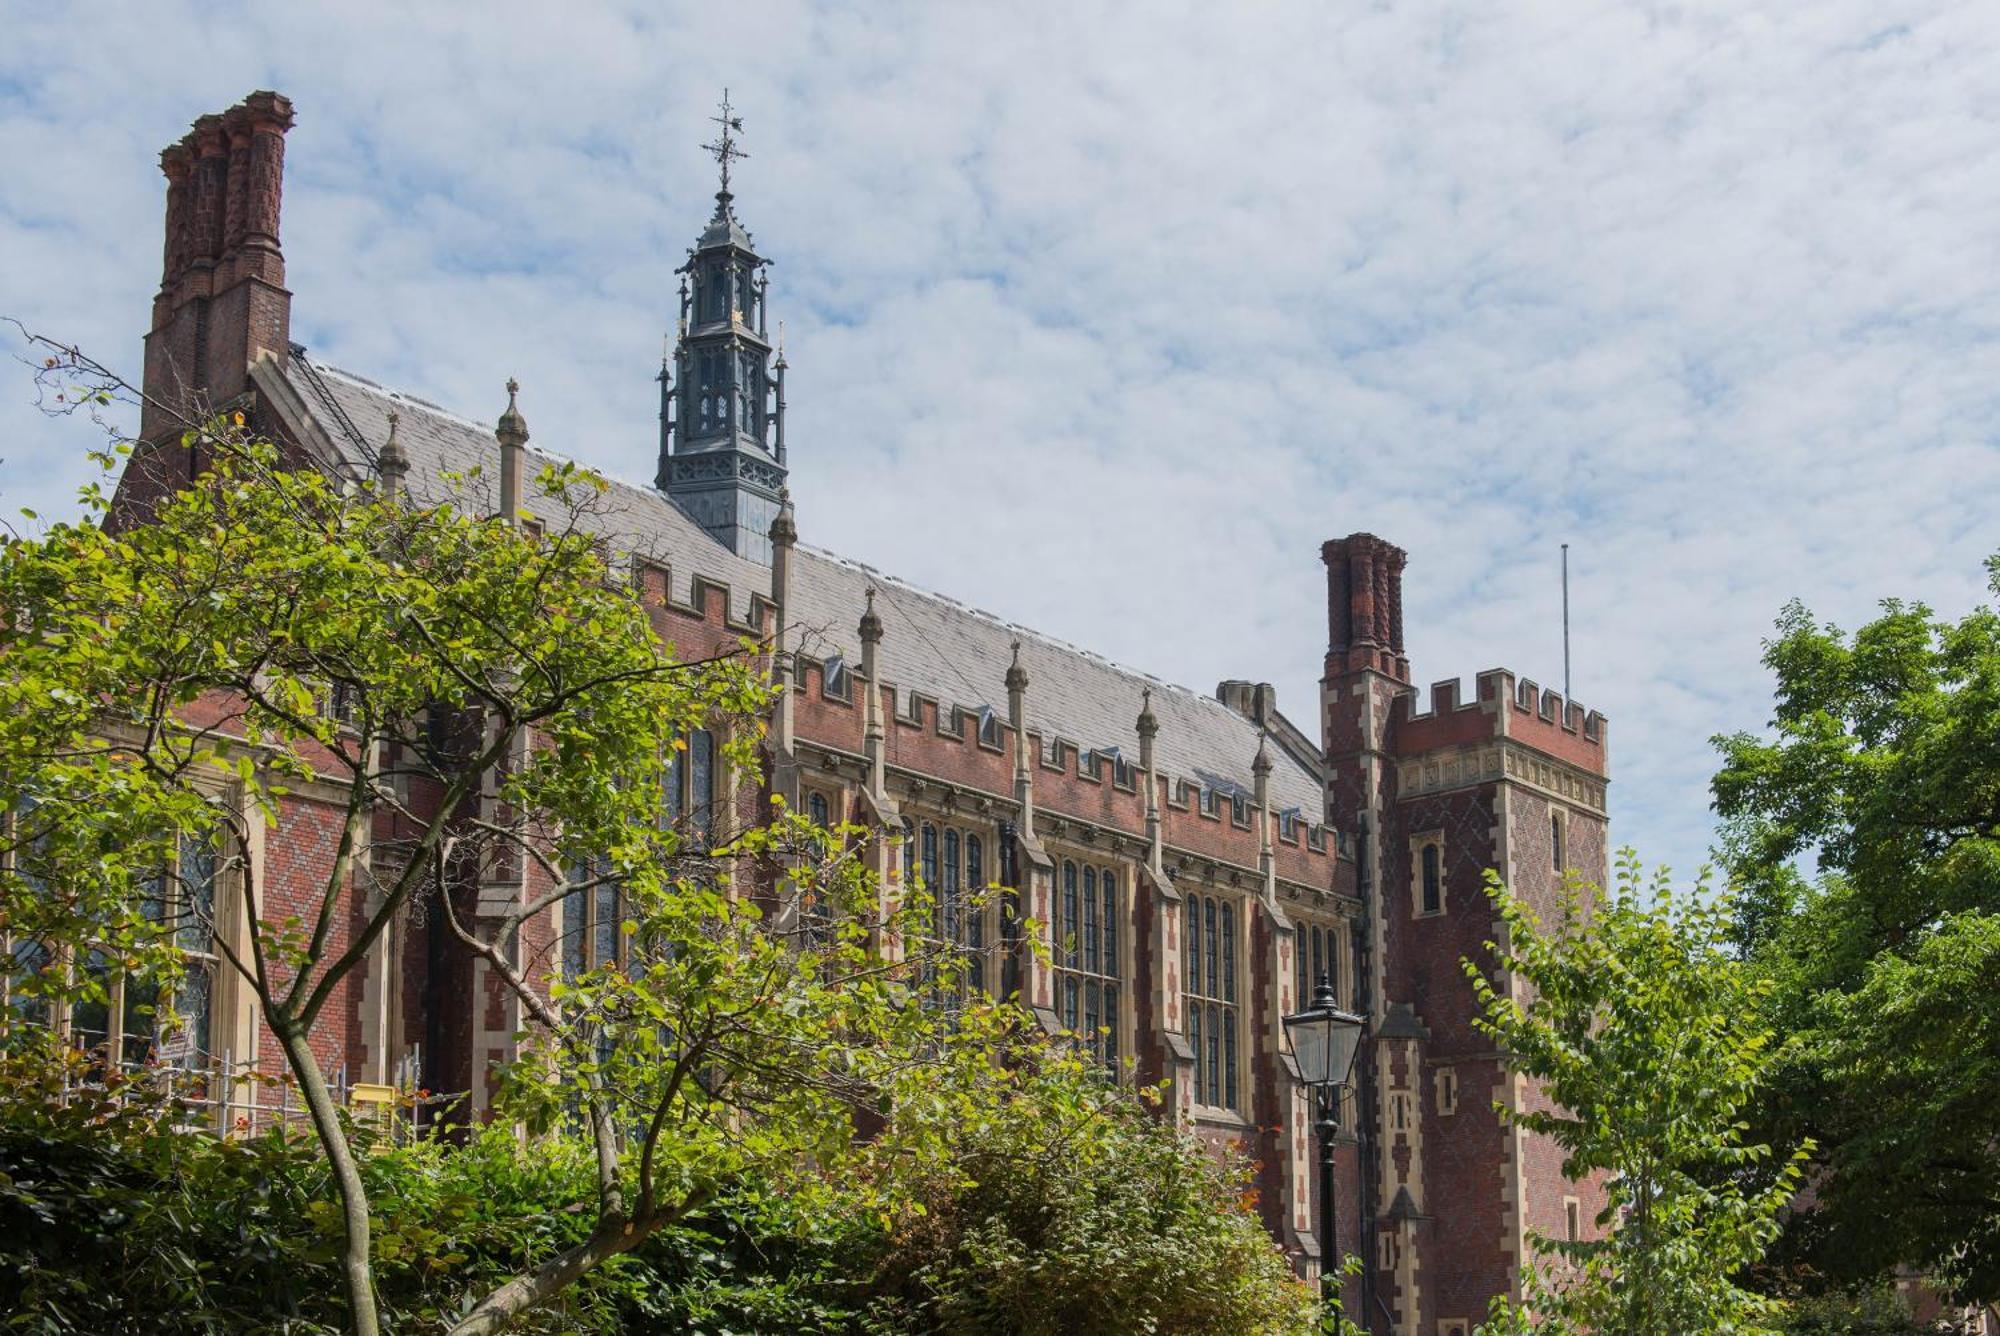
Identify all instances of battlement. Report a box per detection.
[1396,668,1608,775]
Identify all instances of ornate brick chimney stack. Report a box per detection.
[1320,532,1410,682]
[141,91,296,443]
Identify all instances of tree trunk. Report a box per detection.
[274,1019,381,1336]
[447,1215,654,1336]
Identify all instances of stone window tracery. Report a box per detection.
[1184,891,1239,1109]
[919,822,991,1005]
[1293,915,1344,1014]
[1056,858,1120,1070]
[560,852,622,979]
[62,828,221,1070]
[662,728,717,844]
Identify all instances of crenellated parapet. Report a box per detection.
[1394,668,1608,779]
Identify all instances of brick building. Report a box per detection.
[108,92,1611,1334]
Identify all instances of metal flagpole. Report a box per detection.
[1562,543,1571,701]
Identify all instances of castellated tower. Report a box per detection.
[1320,534,1611,1336]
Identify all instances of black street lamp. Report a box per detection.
[1284,974,1367,1312]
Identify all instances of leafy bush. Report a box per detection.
[1778,1287,1935,1335]
[0,1043,850,1334]
[855,1087,1316,1334]
[0,1046,1311,1334]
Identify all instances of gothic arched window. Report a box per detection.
[1055,859,1122,1071]
[688,728,715,843]
[941,829,961,949]
[964,836,985,996]
[1184,892,1240,1109]
[61,826,224,1071]
[661,729,716,843]
[1294,918,1343,1014]
[1060,860,1079,970]
[913,821,992,1007]
[702,263,727,322]
[561,852,622,980]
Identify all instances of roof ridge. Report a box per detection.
[309,360,499,441]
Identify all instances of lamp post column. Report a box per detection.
[1283,974,1364,1328]
[1321,1089,1340,1309]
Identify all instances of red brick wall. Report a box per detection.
[1504,787,1612,1261]
[254,792,357,1075]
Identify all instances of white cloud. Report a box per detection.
[4,0,1998,880]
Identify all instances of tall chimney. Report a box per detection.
[141,91,296,444]
[1320,533,1409,682]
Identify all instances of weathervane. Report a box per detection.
[702,88,748,197]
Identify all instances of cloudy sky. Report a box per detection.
[4,1,1997,879]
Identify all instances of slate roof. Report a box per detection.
[278,353,1327,819]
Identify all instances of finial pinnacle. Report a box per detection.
[379,408,407,469]
[377,407,408,489]
[496,378,529,445]
[859,584,884,643]
[703,87,748,202]
[768,484,798,548]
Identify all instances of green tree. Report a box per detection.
[0,404,779,1333]
[1465,856,1807,1336]
[0,389,1019,1333]
[1713,564,2000,1303]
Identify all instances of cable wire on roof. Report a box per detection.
[867,575,998,710]
[289,347,376,464]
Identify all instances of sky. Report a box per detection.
[3,1,1997,881]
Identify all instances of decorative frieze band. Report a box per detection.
[1395,740,1608,814]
